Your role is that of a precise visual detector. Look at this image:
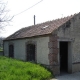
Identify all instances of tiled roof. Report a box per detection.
[5,14,76,40]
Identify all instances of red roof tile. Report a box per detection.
[5,14,76,40]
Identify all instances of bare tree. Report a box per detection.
[0,0,13,32]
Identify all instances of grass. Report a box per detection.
[0,56,52,80]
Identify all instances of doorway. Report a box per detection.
[59,42,68,73]
[9,44,14,58]
[27,44,35,61]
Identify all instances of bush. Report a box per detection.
[0,56,52,80]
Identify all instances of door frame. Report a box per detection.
[58,40,72,73]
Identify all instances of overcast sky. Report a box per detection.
[1,0,80,37]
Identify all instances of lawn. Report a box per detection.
[0,56,52,80]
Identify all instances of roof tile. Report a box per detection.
[5,14,76,40]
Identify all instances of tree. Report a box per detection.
[0,0,13,32]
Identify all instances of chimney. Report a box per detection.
[34,15,35,25]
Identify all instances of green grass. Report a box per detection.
[0,56,52,80]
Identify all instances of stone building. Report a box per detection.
[3,13,80,75]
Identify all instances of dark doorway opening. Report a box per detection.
[59,42,68,73]
[27,44,35,61]
[9,44,14,58]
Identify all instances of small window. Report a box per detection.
[66,21,71,28]
[41,25,49,30]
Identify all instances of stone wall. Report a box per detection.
[4,36,49,65]
[57,13,80,73]
[48,34,60,75]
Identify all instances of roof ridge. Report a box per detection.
[36,13,77,25]
[22,12,78,29]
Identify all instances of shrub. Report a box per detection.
[0,56,52,80]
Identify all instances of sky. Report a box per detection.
[1,0,80,37]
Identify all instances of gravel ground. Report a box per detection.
[51,72,80,80]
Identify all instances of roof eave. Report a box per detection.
[3,33,52,41]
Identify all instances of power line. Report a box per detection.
[14,0,43,17]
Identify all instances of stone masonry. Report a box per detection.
[48,34,59,74]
